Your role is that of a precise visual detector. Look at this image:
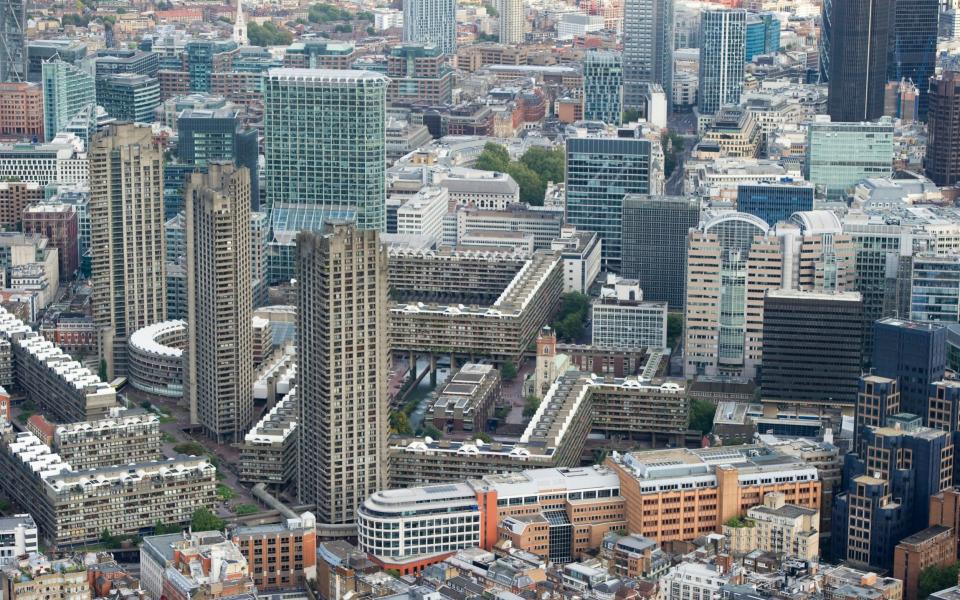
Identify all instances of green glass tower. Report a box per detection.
[41,60,95,141]
[264,68,388,282]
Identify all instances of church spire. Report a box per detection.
[233,0,248,45]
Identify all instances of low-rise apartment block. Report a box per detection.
[0,431,217,547]
[722,492,819,560]
[426,363,500,433]
[238,388,298,489]
[49,408,161,470]
[0,306,115,423]
[386,245,527,303]
[1,553,89,600]
[390,250,563,363]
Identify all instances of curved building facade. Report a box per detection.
[128,320,186,398]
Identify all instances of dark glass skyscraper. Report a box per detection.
[565,136,652,270]
[622,0,674,110]
[826,0,892,122]
[872,317,947,418]
[887,0,939,121]
[621,195,699,309]
[178,107,260,209]
[736,183,814,226]
[925,70,960,186]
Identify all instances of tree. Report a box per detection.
[390,411,413,435]
[475,142,510,172]
[919,562,960,600]
[667,313,683,347]
[191,508,226,532]
[551,292,591,342]
[523,395,540,418]
[662,131,685,177]
[689,399,717,435]
[154,521,182,535]
[98,359,107,381]
[234,504,259,516]
[100,528,119,547]
[173,441,206,456]
[366,26,376,35]
[519,146,564,187]
[500,361,518,381]
[420,424,443,439]
[247,21,293,46]
[622,108,641,123]
[475,432,493,443]
[483,1,498,15]
[333,23,352,33]
[506,162,545,206]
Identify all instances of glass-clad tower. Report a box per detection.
[264,68,387,282]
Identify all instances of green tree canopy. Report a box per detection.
[191,508,225,532]
[500,361,518,381]
[390,411,413,435]
[551,292,590,342]
[689,399,717,436]
[506,162,544,205]
[919,562,960,600]
[523,395,540,418]
[247,21,292,46]
[519,146,564,186]
[667,313,683,347]
[308,2,353,22]
[475,142,510,172]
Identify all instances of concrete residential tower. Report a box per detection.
[186,163,254,444]
[89,124,166,378]
[296,223,390,527]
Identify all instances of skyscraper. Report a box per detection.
[95,73,161,123]
[826,0,892,122]
[761,290,864,406]
[499,0,524,44]
[402,0,457,55]
[744,13,780,61]
[736,183,814,226]
[264,68,387,282]
[872,318,947,418]
[887,0,938,121]
[622,0,674,109]
[697,9,746,117]
[296,223,389,527]
[925,70,960,186]
[565,136,653,269]
[185,162,253,444]
[583,51,623,125]
[178,107,260,209]
[0,0,25,83]
[805,117,894,199]
[41,61,96,142]
[89,124,166,378]
[621,195,700,309]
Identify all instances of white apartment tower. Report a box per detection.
[185,162,254,444]
[402,0,457,55]
[499,0,524,44]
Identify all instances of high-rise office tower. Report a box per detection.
[621,195,700,309]
[296,223,389,527]
[819,0,832,82]
[872,318,947,418]
[583,51,623,125]
[264,68,387,282]
[41,61,96,142]
[825,0,892,122]
[185,163,253,444]
[89,124,166,378]
[736,183,814,226]
[178,107,260,209]
[761,290,864,406]
[498,0,524,44]
[887,0,938,121]
[805,117,894,199]
[855,375,899,452]
[402,0,457,55]
[95,73,161,123]
[697,9,746,116]
[744,13,780,61]
[565,136,653,270]
[685,210,857,380]
[622,0,674,109]
[0,0,25,82]
[925,70,960,186]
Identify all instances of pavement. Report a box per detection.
[504,358,535,426]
